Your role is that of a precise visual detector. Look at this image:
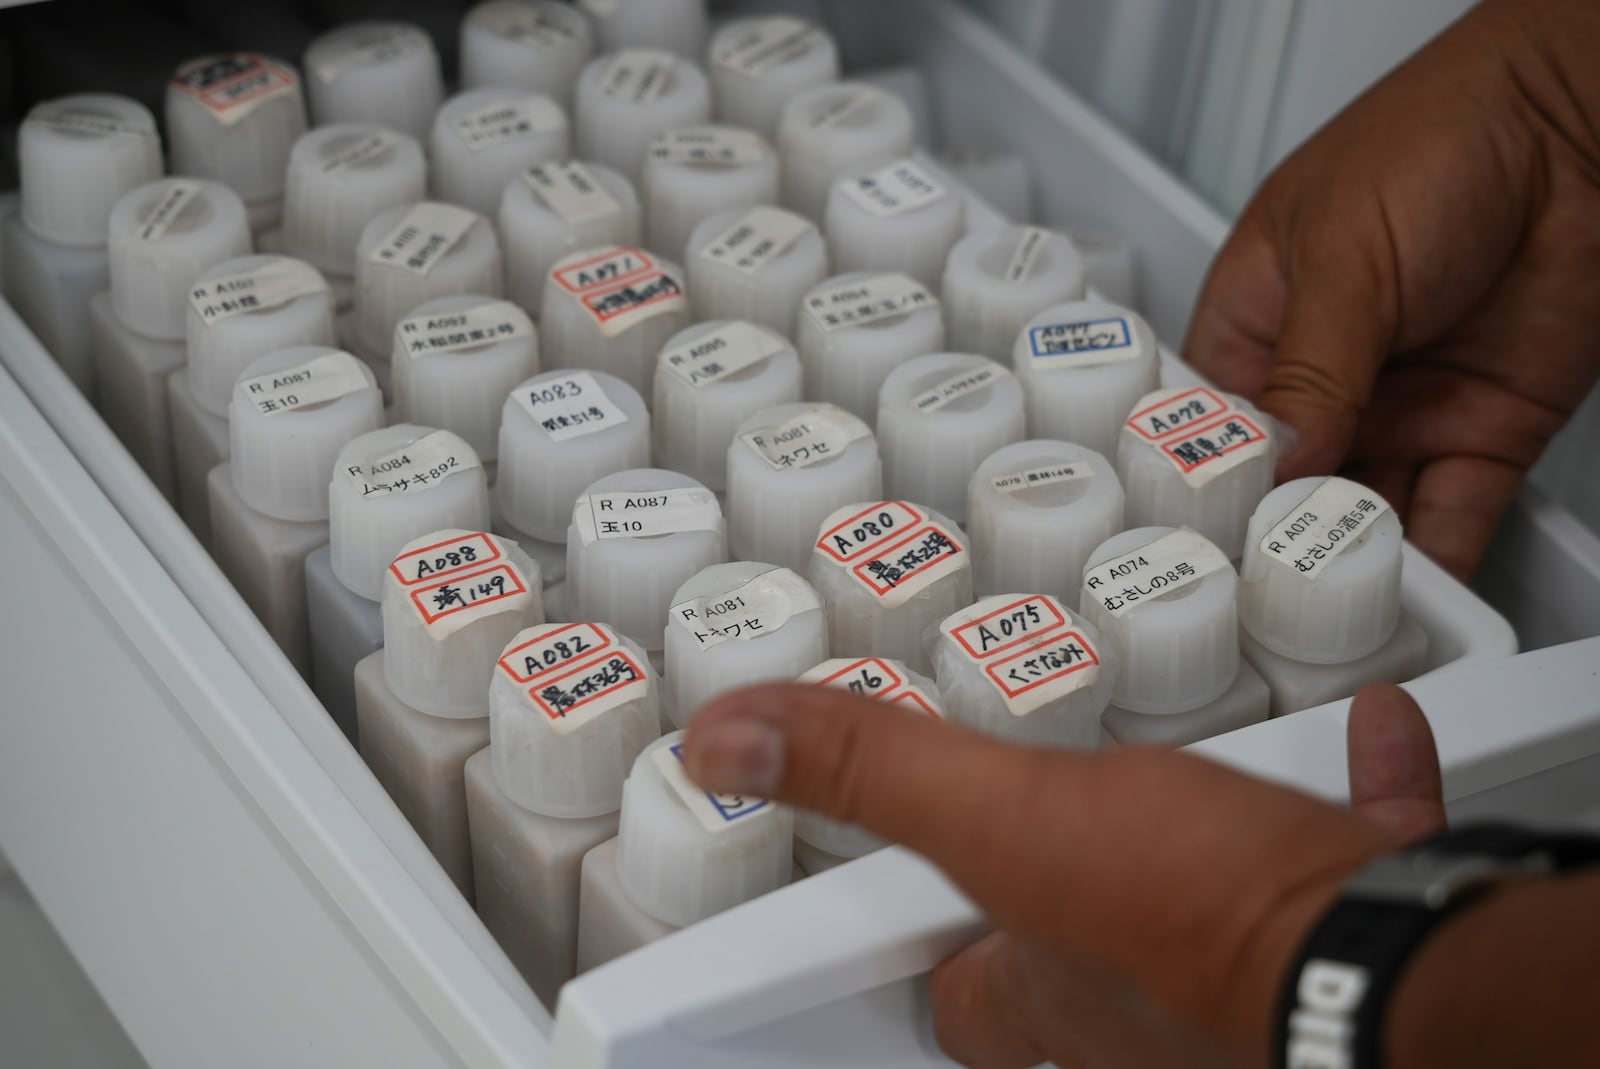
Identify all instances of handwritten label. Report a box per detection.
[739,405,870,471]
[407,563,532,637]
[396,300,532,357]
[522,162,620,226]
[814,501,966,608]
[839,158,947,218]
[389,531,504,586]
[798,657,944,717]
[475,3,581,47]
[190,257,327,326]
[1026,315,1142,370]
[597,50,674,103]
[698,207,813,276]
[660,321,785,388]
[671,567,820,650]
[655,741,773,834]
[1259,478,1392,580]
[1082,529,1230,617]
[990,461,1093,494]
[321,129,401,174]
[1124,387,1271,488]
[171,54,298,125]
[551,245,685,336]
[803,272,935,332]
[1003,226,1048,281]
[341,429,481,498]
[939,595,1101,716]
[368,203,479,276]
[648,128,769,167]
[312,24,429,84]
[452,96,562,152]
[497,623,649,735]
[27,107,149,138]
[809,87,875,130]
[136,180,201,241]
[236,351,370,416]
[514,371,631,442]
[572,487,723,545]
[712,16,822,78]
[911,363,1008,413]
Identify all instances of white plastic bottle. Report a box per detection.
[795,271,944,425]
[573,49,713,181]
[459,0,595,106]
[640,125,778,260]
[685,205,829,335]
[303,22,443,142]
[580,0,708,59]
[776,83,915,220]
[1065,226,1137,310]
[824,157,964,290]
[538,245,688,399]
[942,225,1085,361]
[706,16,839,139]
[500,161,640,315]
[429,88,569,218]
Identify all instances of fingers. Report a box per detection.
[1404,455,1525,582]
[1184,213,1287,399]
[928,934,1050,1069]
[1347,683,1446,843]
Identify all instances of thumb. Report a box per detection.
[1346,683,1446,843]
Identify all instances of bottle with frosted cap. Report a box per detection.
[943,225,1085,361]
[937,147,1032,226]
[933,593,1115,748]
[706,16,839,140]
[1081,527,1270,747]
[281,125,427,285]
[1237,476,1428,717]
[429,88,569,219]
[806,499,972,674]
[685,205,829,335]
[726,402,881,574]
[1012,299,1160,460]
[580,0,708,60]
[1116,385,1277,560]
[824,157,964,290]
[855,65,933,147]
[567,468,726,653]
[641,125,779,261]
[209,346,383,676]
[391,295,540,463]
[967,439,1123,607]
[459,0,594,106]
[307,425,491,740]
[795,270,945,425]
[356,530,542,899]
[91,178,252,501]
[877,352,1026,525]
[776,82,915,220]
[469,620,659,1005]
[652,320,802,490]
[1066,226,1136,310]
[573,49,713,181]
[576,730,793,973]
[538,245,688,399]
[500,160,640,316]
[3,93,161,393]
[303,22,443,142]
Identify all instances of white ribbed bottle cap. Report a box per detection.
[496,369,650,542]
[967,440,1124,607]
[500,161,640,315]
[382,529,543,718]
[616,731,792,927]
[795,271,944,425]
[353,201,503,358]
[1012,300,1161,460]
[165,54,307,203]
[107,178,253,342]
[805,500,971,674]
[573,50,713,181]
[303,22,443,142]
[538,245,688,398]
[329,424,492,600]
[824,158,964,290]
[228,346,383,521]
[281,125,427,277]
[686,206,829,335]
[582,0,707,59]
[18,94,162,248]
[664,562,828,729]
[186,255,336,418]
[877,352,1026,524]
[1081,526,1239,715]
[490,622,660,817]
[944,226,1085,361]
[933,594,1114,748]
[459,0,594,105]
[1067,227,1136,309]
[727,402,881,574]
[429,88,568,218]
[567,468,727,651]
[1239,476,1404,664]
[1116,386,1278,560]
[391,295,540,461]
[641,125,778,261]
[707,16,839,140]
[652,320,803,490]
[776,83,914,220]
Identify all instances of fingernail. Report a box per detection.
[1271,416,1301,463]
[685,717,786,796]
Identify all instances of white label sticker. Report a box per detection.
[389,531,505,586]
[810,88,875,129]
[497,623,649,736]
[237,351,371,416]
[171,54,298,125]
[478,4,581,46]
[341,430,481,498]
[396,300,531,357]
[573,487,723,545]
[598,50,674,103]
[522,162,621,226]
[321,129,401,174]
[452,97,561,152]
[136,180,201,242]
[550,246,686,336]
[712,16,822,78]
[1026,315,1143,371]
[911,363,1008,414]
[738,405,870,472]
[1004,226,1049,281]
[659,321,785,389]
[670,567,821,650]
[839,158,947,218]
[647,128,769,167]
[654,741,773,835]
[699,207,812,276]
[814,501,966,608]
[938,595,1101,715]
[1081,529,1231,617]
[514,371,630,442]
[27,107,149,138]
[1259,479,1392,579]
[803,272,935,332]
[1124,387,1272,488]
[368,203,479,276]
[313,24,429,84]
[990,461,1093,494]
[797,657,944,717]
[407,563,534,638]
[190,258,327,326]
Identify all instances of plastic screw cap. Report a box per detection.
[1081,526,1240,715]
[706,16,840,140]
[496,368,650,543]
[1066,226,1136,310]
[937,147,1032,225]
[165,54,307,204]
[329,424,492,600]
[967,440,1124,607]
[391,295,540,462]
[107,178,253,342]
[943,226,1085,361]
[281,124,428,278]
[795,270,945,425]
[877,352,1027,525]
[641,125,779,261]
[582,0,708,59]
[490,622,660,817]
[303,21,443,142]
[824,157,965,290]
[685,206,829,335]
[228,346,383,522]
[1012,299,1161,460]
[1239,476,1405,664]
[429,88,569,219]
[573,49,713,181]
[459,0,594,106]
[652,319,803,490]
[776,82,915,220]
[616,732,793,928]
[538,245,688,399]
[499,160,640,314]
[18,94,162,248]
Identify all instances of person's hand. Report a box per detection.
[682,683,1444,1069]
[1185,0,1600,581]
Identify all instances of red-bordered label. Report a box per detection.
[389,532,504,587]
[171,54,297,117]
[524,650,647,722]
[408,564,528,625]
[551,247,657,295]
[948,595,1067,661]
[1158,412,1268,475]
[1125,387,1230,442]
[812,656,906,697]
[985,631,1100,700]
[891,689,942,717]
[815,501,924,564]
[848,524,963,597]
[497,623,615,683]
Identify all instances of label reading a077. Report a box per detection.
[654,742,772,835]
[1027,316,1142,371]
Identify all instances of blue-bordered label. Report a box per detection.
[1028,316,1135,365]
[655,741,772,833]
